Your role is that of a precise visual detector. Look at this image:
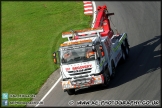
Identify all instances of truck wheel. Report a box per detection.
[125,39,130,57]
[121,45,126,63]
[111,62,116,79]
[67,89,75,95]
[103,68,111,87]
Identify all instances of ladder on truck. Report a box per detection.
[62,27,104,41]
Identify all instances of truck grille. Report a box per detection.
[71,77,92,86]
[67,68,92,76]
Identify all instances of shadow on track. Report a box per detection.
[75,35,161,95]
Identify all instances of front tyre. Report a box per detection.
[67,89,75,95]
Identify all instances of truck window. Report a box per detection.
[60,46,96,64]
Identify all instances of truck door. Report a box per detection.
[96,44,106,70]
[104,37,112,61]
[111,36,121,65]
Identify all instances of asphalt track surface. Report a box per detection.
[36,1,161,107]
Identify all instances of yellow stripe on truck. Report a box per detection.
[112,33,127,52]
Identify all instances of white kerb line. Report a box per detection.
[91,1,96,28]
[83,1,92,3]
[84,7,93,10]
[35,76,62,107]
[84,11,93,14]
[84,4,92,6]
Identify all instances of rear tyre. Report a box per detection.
[121,45,126,63]
[124,39,130,57]
[67,89,75,95]
[103,68,111,87]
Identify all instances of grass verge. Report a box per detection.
[2,1,92,107]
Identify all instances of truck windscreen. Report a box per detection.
[60,44,96,64]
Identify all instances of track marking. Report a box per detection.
[84,7,93,10]
[83,1,93,15]
[84,4,92,6]
[35,76,62,107]
[84,11,93,14]
[83,1,92,3]
[91,1,96,28]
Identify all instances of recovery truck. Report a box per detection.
[53,5,130,95]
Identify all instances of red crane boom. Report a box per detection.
[93,5,115,38]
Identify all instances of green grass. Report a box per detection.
[2,1,92,107]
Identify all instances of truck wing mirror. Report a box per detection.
[53,52,57,64]
[99,46,105,57]
[53,52,56,57]
[53,58,57,64]
[101,51,105,57]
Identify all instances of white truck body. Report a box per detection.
[56,28,129,92]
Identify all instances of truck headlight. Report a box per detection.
[63,85,66,89]
[95,65,100,74]
[94,79,102,84]
[63,84,70,89]
[67,84,70,88]
[98,79,102,83]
